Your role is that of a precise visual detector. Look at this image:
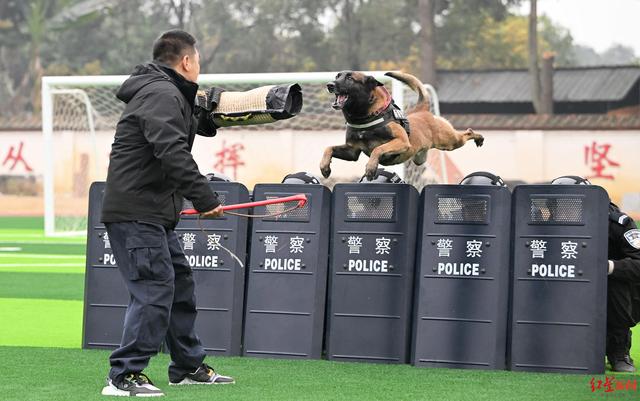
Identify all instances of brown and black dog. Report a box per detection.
[320,71,484,180]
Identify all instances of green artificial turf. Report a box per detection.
[0,261,86,274]
[0,216,45,230]
[0,299,83,348]
[0,272,84,300]
[0,263,84,274]
[0,217,86,242]
[0,346,630,401]
[0,231,86,243]
[0,255,85,267]
[0,242,86,255]
[0,216,639,400]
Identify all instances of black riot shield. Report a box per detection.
[175,182,249,356]
[326,183,419,364]
[82,181,249,356]
[82,182,128,349]
[243,184,331,359]
[412,185,511,369]
[509,184,609,374]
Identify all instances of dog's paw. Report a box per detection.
[364,164,379,181]
[320,165,332,178]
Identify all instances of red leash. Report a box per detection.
[181,193,307,267]
[180,193,307,216]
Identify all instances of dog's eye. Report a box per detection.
[346,75,353,81]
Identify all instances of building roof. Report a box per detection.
[3,113,640,132]
[437,65,640,104]
[2,66,639,131]
[445,113,640,130]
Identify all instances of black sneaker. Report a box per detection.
[169,363,235,385]
[101,373,165,397]
[609,355,636,373]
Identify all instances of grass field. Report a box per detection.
[0,216,638,400]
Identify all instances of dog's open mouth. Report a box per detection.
[332,94,349,110]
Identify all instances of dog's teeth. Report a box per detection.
[332,94,348,109]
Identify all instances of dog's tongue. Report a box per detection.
[332,94,348,109]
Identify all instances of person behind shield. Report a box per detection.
[358,168,405,184]
[551,175,640,372]
[459,171,507,187]
[458,171,507,221]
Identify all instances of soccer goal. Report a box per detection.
[41,71,447,236]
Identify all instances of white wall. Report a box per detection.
[1,128,639,216]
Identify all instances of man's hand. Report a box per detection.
[201,205,224,218]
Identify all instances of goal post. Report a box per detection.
[41,71,446,237]
[401,83,449,188]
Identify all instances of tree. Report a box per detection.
[601,45,639,65]
[528,0,542,113]
[336,0,364,70]
[418,0,436,86]
[413,0,525,84]
[0,0,113,113]
[162,0,194,30]
[0,0,633,117]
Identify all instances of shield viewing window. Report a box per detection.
[530,196,584,225]
[263,193,311,222]
[345,192,396,221]
[435,195,490,224]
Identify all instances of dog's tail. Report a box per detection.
[384,71,430,109]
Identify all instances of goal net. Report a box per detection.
[42,72,448,236]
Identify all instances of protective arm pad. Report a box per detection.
[196,83,303,128]
[195,87,226,137]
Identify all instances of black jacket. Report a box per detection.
[608,203,640,282]
[101,62,219,228]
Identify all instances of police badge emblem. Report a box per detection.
[623,229,640,249]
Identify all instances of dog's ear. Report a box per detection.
[365,76,384,88]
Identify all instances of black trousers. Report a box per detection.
[607,277,639,359]
[105,221,205,384]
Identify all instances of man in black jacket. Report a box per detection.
[101,30,233,397]
[552,175,640,373]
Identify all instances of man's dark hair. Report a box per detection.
[152,30,197,66]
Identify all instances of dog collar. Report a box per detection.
[346,117,386,129]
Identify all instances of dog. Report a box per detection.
[320,71,484,180]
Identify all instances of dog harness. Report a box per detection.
[345,88,411,135]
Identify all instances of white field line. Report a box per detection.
[0,232,86,242]
[0,234,51,238]
[0,263,84,267]
[0,254,85,259]
[0,240,85,245]
[0,247,22,251]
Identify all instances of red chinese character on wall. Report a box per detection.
[213,140,245,180]
[2,141,33,173]
[584,141,619,180]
